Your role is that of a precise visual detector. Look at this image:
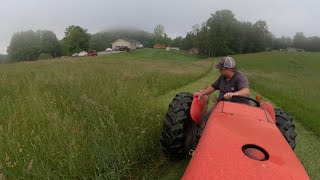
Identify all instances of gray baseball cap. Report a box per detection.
[215,56,236,69]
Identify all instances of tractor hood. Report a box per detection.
[183,101,309,180]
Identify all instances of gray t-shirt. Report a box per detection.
[211,71,249,102]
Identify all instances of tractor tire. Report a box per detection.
[160,92,198,160]
[275,108,297,150]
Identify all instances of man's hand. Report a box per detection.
[212,97,218,103]
[224,92,238,100]
[194,90,203,100]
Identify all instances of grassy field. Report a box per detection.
[0,49,212,179]
[0,49,319,179]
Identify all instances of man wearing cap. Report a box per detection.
[194,56,250,103]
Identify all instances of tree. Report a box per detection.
[206,9,237,56]
[171,36,183,49]
[154,24,165,44]
[0,54,9,64]
[183,9,272,56]
[182,32,194,50]
[7,30,62,62]
[38,30,62,57]
[62,25,90,54]
[308,36,320,51]
[7,30,42,62]
[293,32,307,50]
[252,20,269,52]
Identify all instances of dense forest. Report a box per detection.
[4,9,320,63]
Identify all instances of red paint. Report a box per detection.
[190,95,208,126]
[183,101,309,180]
[260,102,276,123]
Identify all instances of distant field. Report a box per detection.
[0,49,212,179]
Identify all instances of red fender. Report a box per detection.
[190,95,209,126]
[260,102,276,123]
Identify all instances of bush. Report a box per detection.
[39,53,53,60]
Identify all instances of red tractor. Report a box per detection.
[160,92,309,179]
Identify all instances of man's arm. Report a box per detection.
[224,87,250,99]
[194,86,216,99]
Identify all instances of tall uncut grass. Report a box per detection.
[0,49,212,179]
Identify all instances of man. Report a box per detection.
[194,56,250,103]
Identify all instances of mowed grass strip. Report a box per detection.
[0,49,212,179]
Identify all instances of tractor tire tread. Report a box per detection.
[275,108,297,150]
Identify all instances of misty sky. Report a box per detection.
[1,0,320,54]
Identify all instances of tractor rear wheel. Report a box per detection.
[160,92,198,160]
[275,108,297,150]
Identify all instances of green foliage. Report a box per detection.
[272,36,293,50]
[292,32,320,51]
[182,9,271,56]
[38,30,62,57]
[171,36,183,49]
[7,30,42,62]
[153,24,173,46]
[154,24,165,45]
[38,53,53,60]
[7,30,61,62]
[62,25,90,55]
[182,9,320,54]
[0,54,9,64]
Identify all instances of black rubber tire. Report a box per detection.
[160,92,198,160]
[275,108,297,150]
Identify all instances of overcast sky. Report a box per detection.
[1,0,320,54]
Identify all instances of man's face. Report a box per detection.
[219,68,229,77]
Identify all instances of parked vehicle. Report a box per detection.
[78,51,88,57]
[72,53,79,57]
[118,46,130,52]
[88,50,97,56]
[113,46,120,51]
[105,48,112,52]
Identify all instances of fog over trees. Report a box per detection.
[5,9,320,62]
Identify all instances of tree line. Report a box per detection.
[4,9,320,63]
[162,10,320,56]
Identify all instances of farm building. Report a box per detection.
[154,44,166,49]
[112,38,141,50]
